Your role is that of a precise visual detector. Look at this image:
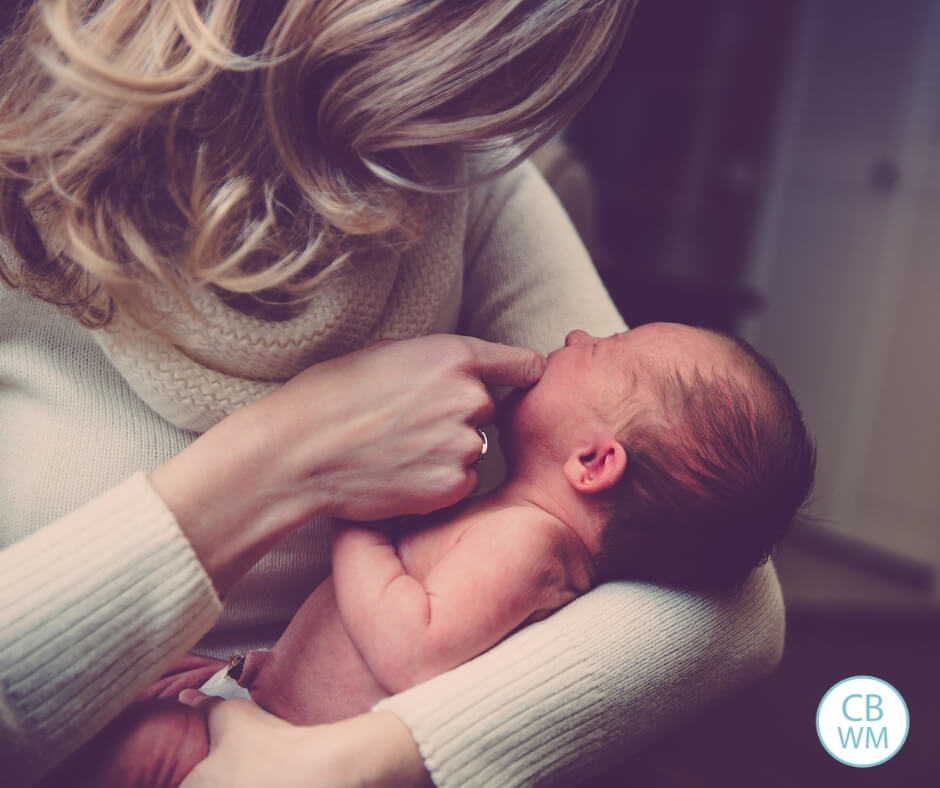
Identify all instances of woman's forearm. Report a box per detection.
[149,401,333,596]
[0,474,222,788]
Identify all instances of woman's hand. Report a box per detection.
[178,694,432,788]
[262,334,544,520]
[150,334,544,593]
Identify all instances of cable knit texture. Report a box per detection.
[92,187,466,433]
[0,156,785,787]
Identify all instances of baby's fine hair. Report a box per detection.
[596,331,817,591]
[0,0,634,327]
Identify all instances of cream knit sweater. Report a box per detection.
[0,158,785,787]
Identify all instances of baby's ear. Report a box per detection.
[563,436,626,495]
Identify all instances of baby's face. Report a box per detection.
[503,323,731,453]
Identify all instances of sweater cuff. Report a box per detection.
[0,472,222,786]
[374,598,610,787]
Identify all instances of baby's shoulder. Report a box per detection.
[477,508,595,606]
[470,508,589,581]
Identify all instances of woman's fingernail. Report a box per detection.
[528,354,547,383]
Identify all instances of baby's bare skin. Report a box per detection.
[240,493,595,725]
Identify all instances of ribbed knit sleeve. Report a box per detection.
[378,566,784,787]
[0,473,222,788]
[377,159,786,786]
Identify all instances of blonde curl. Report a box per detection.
[0,0,635,327]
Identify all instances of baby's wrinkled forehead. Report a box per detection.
[601,347,667,427]
[648,326,741,374]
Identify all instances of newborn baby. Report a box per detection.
[63,323,815,785]
[241,323,818,723]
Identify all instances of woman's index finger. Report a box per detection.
[461,337,546,388]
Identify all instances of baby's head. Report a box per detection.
[503,323,816,591]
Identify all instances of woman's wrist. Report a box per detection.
[148,402,334,595]
[177,697,432,788]
[310,711,432,788]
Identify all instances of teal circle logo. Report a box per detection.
[816,676,909,767]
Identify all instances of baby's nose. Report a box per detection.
[565,329,592,347]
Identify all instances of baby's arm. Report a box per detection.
[331,517,574,694]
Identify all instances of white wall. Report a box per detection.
[741,0,940,591]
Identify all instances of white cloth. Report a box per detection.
[200,667,254,702]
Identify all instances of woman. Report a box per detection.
[0,1,785,786]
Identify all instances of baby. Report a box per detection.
[60,323,815,785]
[237,322,817,723]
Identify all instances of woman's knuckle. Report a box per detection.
[440,467,465,493]
[455,387,487,416]
[471,385,492,409]
[444,339,476,370]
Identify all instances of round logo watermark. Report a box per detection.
[816,676,909,767]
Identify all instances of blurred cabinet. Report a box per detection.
[566,0,798,330]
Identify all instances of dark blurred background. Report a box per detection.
[533,0,940,784]
[565,0,790,331]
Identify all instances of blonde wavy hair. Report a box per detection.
[0,0,634,326]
